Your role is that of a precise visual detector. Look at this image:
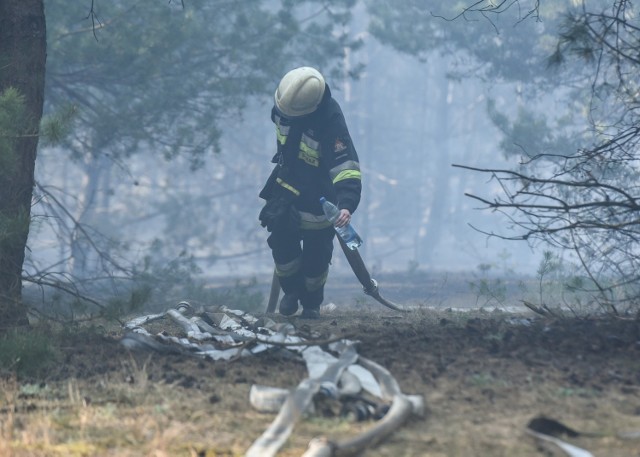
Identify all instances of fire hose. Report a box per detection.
[266,236,408,313]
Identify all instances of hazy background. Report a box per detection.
[26,1,597,308]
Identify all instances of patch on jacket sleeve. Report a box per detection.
[334,138,348,153]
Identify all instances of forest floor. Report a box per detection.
[1,272,640,456]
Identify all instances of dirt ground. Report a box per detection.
[2,291,640,456]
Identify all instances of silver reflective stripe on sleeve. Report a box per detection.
[305,269,329,291]
[329,160,360,181]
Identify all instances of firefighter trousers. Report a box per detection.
[267,225,335,310]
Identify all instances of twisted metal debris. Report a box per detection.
[121,302,423,456]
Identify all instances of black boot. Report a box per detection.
[300,307,320,319]
[300,286,322,319]
[279,294,299,316]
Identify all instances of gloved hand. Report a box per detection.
[259,195,300,233]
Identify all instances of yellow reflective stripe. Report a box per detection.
[301,133,319,151]
[299,141,319,158]
[276,178,300,196]
[276,126,287,145]
[298,142,320,166]
[333,169,362,184]
[330,160,360,180]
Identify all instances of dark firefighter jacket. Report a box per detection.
[259,85,362,230]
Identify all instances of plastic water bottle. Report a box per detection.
[320,197,363,250]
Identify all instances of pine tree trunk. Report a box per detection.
[0,0,47,330]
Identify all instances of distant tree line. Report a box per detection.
[1,0,637,332]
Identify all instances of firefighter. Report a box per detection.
[259,66,362,319]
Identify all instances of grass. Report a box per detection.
[467,372,511,389]
[0,377,246,456]
[1,304,640,456]
[0,328,57,378]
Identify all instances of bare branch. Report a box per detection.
[431,0,540,31]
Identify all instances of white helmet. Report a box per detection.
[274,66,326,117]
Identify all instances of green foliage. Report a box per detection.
[102,284,153,322]
[366,0,571,83]
[367,0,640,311]
[465,249,614,314]
[39,104,77,147]
[205,278,265,313]
[536,250,562,281]
[550,12,597,66]
[487,98,578,159]
[367,0,439,59]
[44,0,361,166]
[468,250,519,308]
[521,250,609,315]
[533,251,564,306]
[365,1,606,161]
[128,246,264,313]
[468,371,509,388]
[469,263,507,307]
[23,240,264,324]
[0,328,56,378]
[29,0,364,299]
